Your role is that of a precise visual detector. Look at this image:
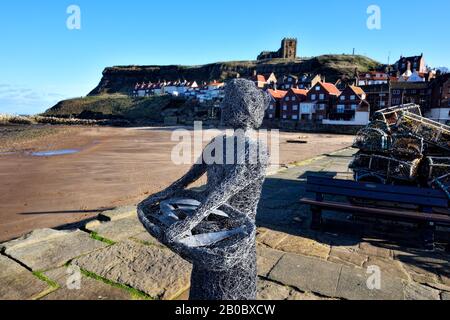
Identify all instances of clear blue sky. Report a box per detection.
[0,0,448,115]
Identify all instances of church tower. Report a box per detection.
[280,38,297,60]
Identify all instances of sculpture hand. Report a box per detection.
[141,193,165,208]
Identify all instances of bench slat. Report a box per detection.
[300,198,450,224]
[305,184,448,208]
[307,176,447,199]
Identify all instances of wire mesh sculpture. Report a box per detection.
[137,79,270,300]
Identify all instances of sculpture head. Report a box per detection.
[221,79,270,130]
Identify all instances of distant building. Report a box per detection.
[390,82,431,111]
[394,54,427,74]
[280,88,308,121]
[325,86,370,125]
[357,71,389,86]
[266,89,288,119]
[279,75,299,90]
[257,38,297,61]
[301,82,341,121]
[360,84,390,115]
[297,74,322,90]
[427,73,450,124]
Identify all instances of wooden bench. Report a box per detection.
[300,176,450,250]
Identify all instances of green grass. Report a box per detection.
[89,232,116,245]
[32,271,60,289]
[44,94,174,121]
[80,269,153,300]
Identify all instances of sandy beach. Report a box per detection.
[0,125,354,242]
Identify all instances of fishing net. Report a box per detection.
[391,134,424,159]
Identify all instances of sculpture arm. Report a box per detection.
[142,159,207,206]
[165,165,254,241]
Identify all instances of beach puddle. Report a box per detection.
[31,149,80,157]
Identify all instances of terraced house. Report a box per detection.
[301,82,341,121]
[324,86,370,125]
[266,89,288,120]
[280,88,308,121]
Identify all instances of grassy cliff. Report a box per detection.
[89,54,383,95]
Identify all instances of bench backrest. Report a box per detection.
[306,176,449,208]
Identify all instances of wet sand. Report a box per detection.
[0,125,354,242]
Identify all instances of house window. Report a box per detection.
[319,94,325,100]
[379,93,386,97]
[283,105,287,111]
[351,104,357,110]
[285,97,289,101]
[269,114,273,119]
[292,105,298,111]
[311,94,317,100]
[315,86,320,91]
[319,104,326,110]
[337,105,345,113]
[292,97,296,101]
[380,101,386,107]
[283,115,287,119]
[269,104,274,110]
[340,96,345,101]
[292,115,298,120]
[350,95,356,100]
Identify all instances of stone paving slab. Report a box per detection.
[99,206,137,222]
[41,267,132,300]
[1,229,107,271]
[86,217,146,243]
[0,254,51,300]
[256,244,284,277]
[257,279,327,300]
[268,253,342,297]
[72,240,192,300]
[335,265,404,300]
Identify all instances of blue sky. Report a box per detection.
[0,0,448,115]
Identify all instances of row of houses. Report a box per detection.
[130,54,449,125]
[132,80,225,103]
[266,82,371,126]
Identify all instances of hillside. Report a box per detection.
[44,94,182,122]
[89,55,383,95]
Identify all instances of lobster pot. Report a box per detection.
[353,127,391,153]
[421,157,450,181]
[350,153,421,182]
[390,134,424,159]
[372,104,422,128]
[396,113,450,152]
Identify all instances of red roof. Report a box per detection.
[291,88,308,96]
[349,86,366,97]
[321,82,341,95]
[268,89,288,99]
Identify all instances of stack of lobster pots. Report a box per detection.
[350,104,450,198]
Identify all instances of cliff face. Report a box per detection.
[89,55,383,95]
